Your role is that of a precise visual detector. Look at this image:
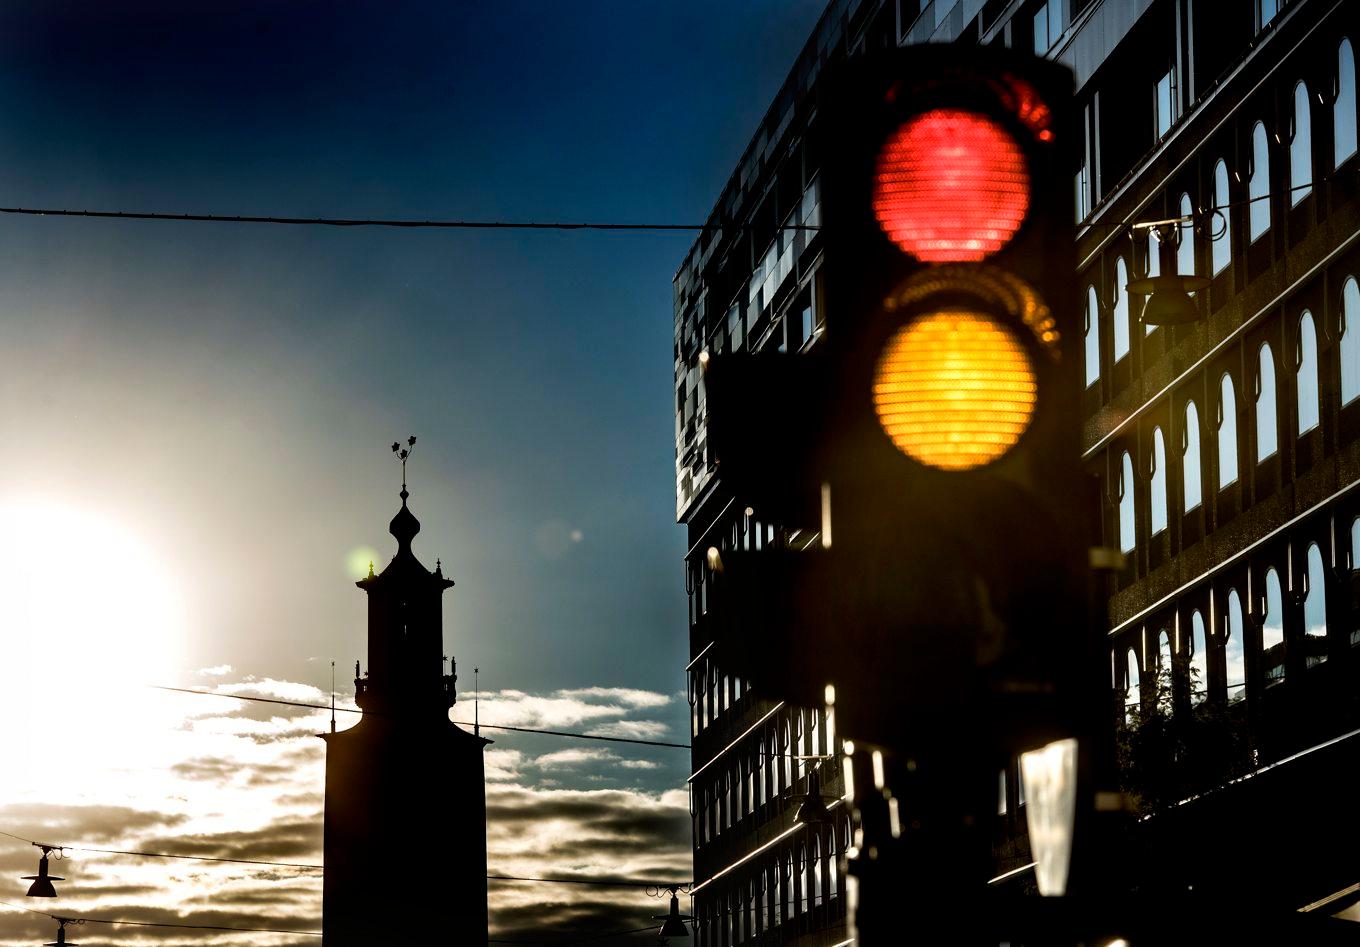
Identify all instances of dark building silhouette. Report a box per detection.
[322,486,490,945]
[675,0,1360,940]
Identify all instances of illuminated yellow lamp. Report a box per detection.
[873,309,1038,470]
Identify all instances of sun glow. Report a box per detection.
[0,500,187,801]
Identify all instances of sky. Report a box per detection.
[0,1,828,943]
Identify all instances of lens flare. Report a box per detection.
[873,310,1037,470]
[873,109,1029,262]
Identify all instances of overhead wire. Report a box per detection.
[0,179,1325,238]
[0,828,691,888]
[152,685,690,750]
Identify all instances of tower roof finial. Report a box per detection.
[389,435,421,552]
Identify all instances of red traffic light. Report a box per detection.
[872,109,1029,262]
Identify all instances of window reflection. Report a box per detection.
[1298,311,1321,435]
[1226,589,1246,702]
[1257,344,1278,462]
[1150,428,1168,535]
[1263,568,1285,683]
[1212,159,1232,275]
[1084,286,1101,387]
[1337,39,1358,168]
[1125,647,1141,721]
[1183,401,1203,511]
[1304,543,1328,667]
[1219,374,1239,488]
[1342,277,1360,405]
[1113,257,1130,362]
[1119,451,1136,554]
[1178,193,1195,281]
[1190,611,1208,705]
[1291,81,1313,205]
[1249,122,1271,241]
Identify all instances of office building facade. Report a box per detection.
[674,0,1360,941]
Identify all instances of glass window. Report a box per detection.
[1263,567,1285,683]
[1226,589,1246,702]
[1305,543,1328,666]
[1337,39,1358,168]
[1119,451,1136,554]
[998,769,1009,816]
[1184,401,1203,512]
[1190,611,1208,706]
[1249,122,1271,241]
[1145,229,1160,335]
[1113,257,1131,362]
[1155,68,1177,139]
[1342,277,1360,405]
[1150,428,1168,535]
[1084,286,1101,387]
[1032,4,1049,55]
[1258,0,1278,31]
[1033,0,1061,54]
[1298,310,1321,435]
[1219,374,1239,488]
[1257,343,1278,462]
[1178,193,1196,280]
[1125,647,1141,721]
[1291,81,1313,206]
[1212,159,1232,275]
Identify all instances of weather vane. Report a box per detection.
[391,435,417,489]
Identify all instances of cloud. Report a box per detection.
[585,719,672,740]
[0,677,690,946]
[195,664,234,677]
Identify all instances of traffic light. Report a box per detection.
[704,45,1091,755]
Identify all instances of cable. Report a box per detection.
[0,899,321,936]
[152,685,691,750]
[0,206,817,233]
[1,828,692,888]
[0,178,1322,238]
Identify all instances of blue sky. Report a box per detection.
[0,0,827,941]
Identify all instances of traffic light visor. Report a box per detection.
[872,309,1037,470]
[873,109,1029,262]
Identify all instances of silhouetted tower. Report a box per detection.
[322,480,489,945]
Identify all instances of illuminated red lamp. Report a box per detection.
[873,109,1030,263]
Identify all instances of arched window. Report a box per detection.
[1257,343,1278,461]
[1085,286,1101,387]
[1183,401,1203,511]
[825,702,836,754]
[1119,451,1136,554]
[1305,543,1328,666]
[1249,122,1271,240]
[1342,277,1360,404]
[1178,193,1196,280]
[1113,257,1131,362]
[1190,610,1208,705]
[828,831,839,898]
[1264,567,1286,683]
[1150,428,1168,535]
[1157,630,1173,709]
[1226,589,1246,702]
[1219,374,1239,487]
[1125,647,1141,721]
[1292,81,1313,205]
[810,708,821,757]
[1337,38,1358,168]
[780,720,792,791]
[1298,310,1321,435]
[783,852,794,921]
[1212,159,1232,274]
[812,834,824,907]
[1145,230,1161,335]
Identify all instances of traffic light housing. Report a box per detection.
[704,45,1090,755]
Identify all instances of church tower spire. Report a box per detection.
[321,441,490,946]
